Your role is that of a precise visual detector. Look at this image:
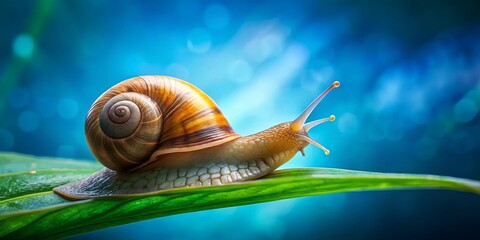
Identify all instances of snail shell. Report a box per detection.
[86,76,239,172]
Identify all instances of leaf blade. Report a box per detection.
[0,169,97,201]
[0,152,100,174]
[0,152,479,239]
[1,168,479,239]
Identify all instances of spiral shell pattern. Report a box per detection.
[85,76,239,172]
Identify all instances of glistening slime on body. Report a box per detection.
[54,76,340,200]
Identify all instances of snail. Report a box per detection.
[54,76,340,200]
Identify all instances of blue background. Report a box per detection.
[1,0,479,239]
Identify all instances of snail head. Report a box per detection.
[290,81,340,155]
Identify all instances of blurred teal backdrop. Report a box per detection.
[1,0,479,239]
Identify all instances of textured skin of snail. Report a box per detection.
[54,76,325,200]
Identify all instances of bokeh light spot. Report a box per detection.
[320,194,347,213]
[415,137,437,160]
[245,28,286,62]
[166,63,189,80]
[56,144,76,158]
[57,98,79,119]
[368,122,385,141]
[9,87,30,108]
[254,201,294,239]
[35,96,56,118]
[338,112,358,135]
[0,129,14,150]
[385,122,405,141]
[310,61,334,85]
[454,98,478,123]
[203,4,230,30]
[12,34,35,58]
[187,28,211,54]
[18,110,39,132]
[228,59,252,83]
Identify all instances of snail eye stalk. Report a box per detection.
[304,115,335,132]
[291,81,340,155]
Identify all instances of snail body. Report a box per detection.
[54,76,340,200]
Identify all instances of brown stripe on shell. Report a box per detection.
[181,107,220,125]
[160,125,236,148]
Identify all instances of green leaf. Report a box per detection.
[0,152,479,239]
[0,152,101,174]
[0,169,96,201]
